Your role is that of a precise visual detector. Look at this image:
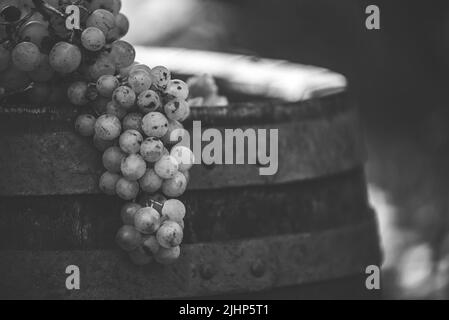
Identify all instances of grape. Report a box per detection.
[81,27,106,52]
[142,235,160,255]
[0,64,31,91]
[97,75,119,98]
[156,221,183,248]
[164,98,190,122]
[142,112,168,138]
[0,44,10,72]
[161,119,184,145]
[118,62,138,78]
[170,145,194,172]
[28,53,54,82]
[116,225,142,252]
[88,0,121,15]
[140,137,164,163]
[99,171,120,195]
[86,9,115,37]
[93,134,116,152]
[122,112,143,132]
[94,114,122,140]
[137,90,161,114]
[26,82,51,103]
[150,66,171,90]
[134,207,161,235]
[121,202,142,226]
[139,168,163,194]
[103,146,126,173]
[119,129,143,154]
[154,155,179,179]
[107,13,129,41]
[166,79,189,100]
[162,171,187,197]
[106,100,127,119]
[128,246,153,266]
[113,86,136,109]
[67,81,89,106]
[121,154,146,181]
[110,40,135,69]
[115,177,139,200]
[129,64,151,76]
[87,52,116,80]
[11,42,41,72]
[161,199,186,223]
[154,246,180,265]
[19,21,50,47]
[49,42,82,74]
[128,70,152,94]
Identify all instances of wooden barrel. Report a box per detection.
[0,48,381,299]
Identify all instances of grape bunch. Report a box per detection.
[116,198,186,266]
[0,0,130,101]
[1,0,195,265]
[81,63,193,265]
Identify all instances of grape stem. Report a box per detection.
[149,200,163,207]
[0,84,33,103]
[31,0,65,19]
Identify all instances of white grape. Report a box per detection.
[12,41,41,72]
[139,168,163,194]
[49,42,82,74]
[142,112,168,138]
[99,171,120,195]
[121,154,146,181]
[162,171,187,197]
[97,75,119,98]
[166,79,189,100]
[113,86,136,109]
[81,27,106,52]
[137,89,161,114]
[119,129,143,154]
[110,40,135,69]
[94,114,122,140]
[154,155,179,179]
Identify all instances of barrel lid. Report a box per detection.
[135,46,347,102]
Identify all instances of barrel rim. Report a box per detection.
[0,91,350,128]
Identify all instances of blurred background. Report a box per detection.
[121,0,449,299]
